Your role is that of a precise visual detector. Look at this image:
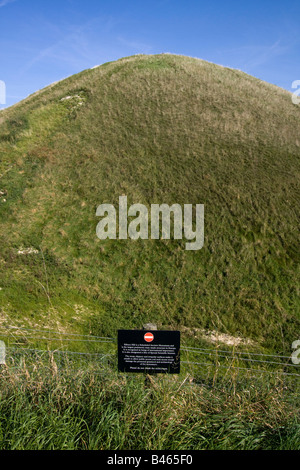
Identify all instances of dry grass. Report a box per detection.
[0,355,299,450]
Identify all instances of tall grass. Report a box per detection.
[0,356,299,450]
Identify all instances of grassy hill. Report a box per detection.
[0,53,299,352]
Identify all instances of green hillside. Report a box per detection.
[0,53,299,352]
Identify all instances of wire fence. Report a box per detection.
[0,324,299,382]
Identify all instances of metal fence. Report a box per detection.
[0,325,299,382]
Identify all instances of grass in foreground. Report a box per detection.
[0,360,299,450]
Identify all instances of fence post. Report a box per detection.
[0,340,6,366]
[143,323,157,332]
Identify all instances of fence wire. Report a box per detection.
[0,325,299,380]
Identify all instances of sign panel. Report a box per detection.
[118,330,180,374]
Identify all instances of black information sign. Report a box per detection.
[118,330,180,374]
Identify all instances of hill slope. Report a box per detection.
[0,54,299,351]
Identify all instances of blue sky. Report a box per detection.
[0,0,299,108]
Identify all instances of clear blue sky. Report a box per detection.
[1,0,299,108]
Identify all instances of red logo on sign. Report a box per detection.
[144,332,154,343]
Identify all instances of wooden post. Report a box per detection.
[0,341,6,369]
[143,323,157,331]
